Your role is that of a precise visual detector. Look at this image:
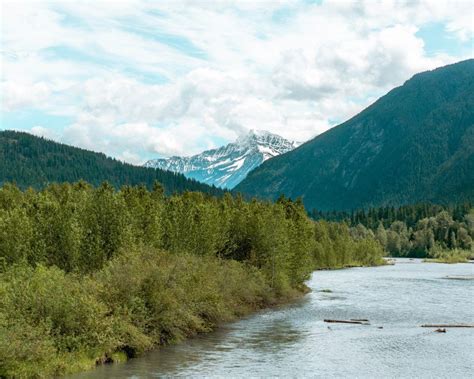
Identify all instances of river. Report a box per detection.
[72,259,474,378]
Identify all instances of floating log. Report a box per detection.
[324,319,369,325]
[350,318,369,322]
[444,275,474,281]
[421,324,474,328]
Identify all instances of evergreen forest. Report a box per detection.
[0,131,225,196]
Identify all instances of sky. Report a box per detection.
[1,0,473,164]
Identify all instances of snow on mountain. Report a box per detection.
[144,130,299,189]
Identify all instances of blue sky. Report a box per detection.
[1,0,473,163]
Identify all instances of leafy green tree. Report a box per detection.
[375,222,387,247]
[0,208,33,266]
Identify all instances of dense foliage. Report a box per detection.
[236,59,474,210]
[314,203,474,258]
[310,202,472,229]
[0,131,224,196]
[0,183,384,378]
[0,251,274,377]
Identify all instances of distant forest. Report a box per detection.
[311,203,474,258]
[310,202,472,228]
[0,130,225,196]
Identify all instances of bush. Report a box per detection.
[0,264,118,377]
[0,249,277,377]
[425,244,473,263]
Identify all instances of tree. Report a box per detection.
[0,208,33,265]
[375,222,387,248]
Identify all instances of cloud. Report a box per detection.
[30,125,59,140]
[1,81,51,111]
[1,0,472,163]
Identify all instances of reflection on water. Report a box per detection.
[246,320,306,352]
[319,294,347,301]
[71,259,474,379]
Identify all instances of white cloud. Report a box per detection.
[1,81,51,110]
[30,125,58,140]
[1,0,472,163]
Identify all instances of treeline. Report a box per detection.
[346,211,474,259]
[0,130,224,196]
[0,183,385,276]
[0,183,384,377]
[310,203,474,258]
[310,202,472,229]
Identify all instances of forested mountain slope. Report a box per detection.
[236,59,474,210]
[0,131,224,196]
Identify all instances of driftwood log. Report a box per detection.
[421,324,474,328]
[324,319,370,325]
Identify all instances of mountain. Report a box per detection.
[144,130,298,189]
[236,59,474,211]
[0,130,225,196]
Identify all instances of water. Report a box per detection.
[73,259,474,378]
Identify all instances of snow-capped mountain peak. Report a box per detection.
[144,130,298,189]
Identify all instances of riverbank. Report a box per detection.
[71,259,474,379]
[1,248,312,378]
[0,251,384,378]
[422,248,473,264]
[0,183,386,378]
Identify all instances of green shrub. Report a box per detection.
[0,249,278,377]
[425,244,472,263]
[0,264,117,377]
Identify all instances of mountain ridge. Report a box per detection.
[145,130,298,189]
[236,59,474,210]
[0,130,225,196]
